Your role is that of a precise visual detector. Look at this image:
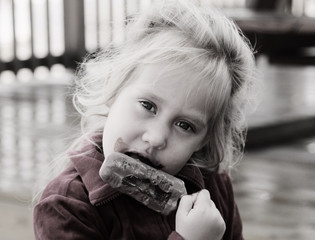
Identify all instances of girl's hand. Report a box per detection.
[175,189,226,240]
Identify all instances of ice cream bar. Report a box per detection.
[99,152,187,215]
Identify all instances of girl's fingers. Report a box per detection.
[193,189,212,209]
[177,193,198,216]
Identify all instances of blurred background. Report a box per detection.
[0,0,315,239]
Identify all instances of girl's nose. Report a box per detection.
[142,124,168,151]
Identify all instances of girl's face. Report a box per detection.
[102,64,209,175]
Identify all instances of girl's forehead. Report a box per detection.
[131,63,213,112]
[132,63,203,89]
[130,62,231,121]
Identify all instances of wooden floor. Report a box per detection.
[0,58,315,239]
[235,139,315,240]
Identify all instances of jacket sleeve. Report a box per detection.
[220,173,244,240]
[33,194,108,240]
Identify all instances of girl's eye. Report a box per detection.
[176,121,195,132]
[140,101,156,113]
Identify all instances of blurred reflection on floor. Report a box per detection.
[234,138,315,239]
[0,82,79,198]
[0,58,315,239]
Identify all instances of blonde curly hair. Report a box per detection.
[73,0,257,173]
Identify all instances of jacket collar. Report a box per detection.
[69,135,206,206]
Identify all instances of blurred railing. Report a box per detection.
[0,0,84,76]
[1,0,315,80]
[0,0,248,81]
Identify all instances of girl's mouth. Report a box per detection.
[114,138,164,170]
[125,152,163,170]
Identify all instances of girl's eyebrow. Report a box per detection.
[138,90,164,104]
[145,92,164,103]
[177,106,207,129]
[187,113,207,128]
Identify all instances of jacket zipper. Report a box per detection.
[95,191,122,207]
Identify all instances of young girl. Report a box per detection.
[33,0,256,239]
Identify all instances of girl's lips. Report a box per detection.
[113,138,164,170]
[125,151,164,170]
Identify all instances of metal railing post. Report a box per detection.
[63,0,86,69]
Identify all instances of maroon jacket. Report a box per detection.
[33,139,243,240]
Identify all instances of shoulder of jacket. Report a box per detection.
[40,165,90,204]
